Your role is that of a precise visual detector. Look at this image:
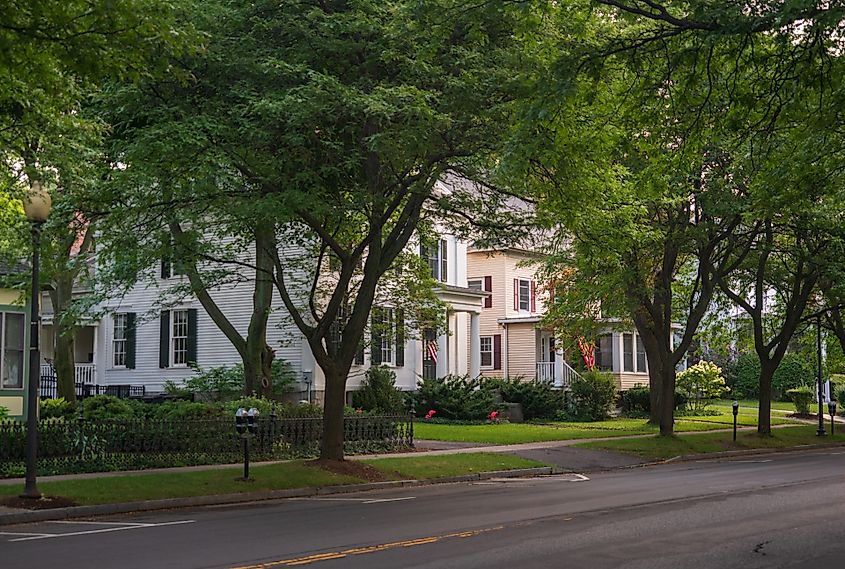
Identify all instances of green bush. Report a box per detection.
[183,359,296,400]
[0,406,8,420]
[835,385,845,413]
[222,396,276,417]
[278,402,323,418]
[489,377,565,420]
[40,398,77,420]
[80,396,135,420]
[787,386,814,415]
[732,354,761,399]
[415,375,499,421]
[619,386,687,416]
[569,370,618,421]
[352,366,405,413]
[772,354,813,401]
[151,400,225,420]
[676,361,729,412]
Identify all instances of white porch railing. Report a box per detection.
[40,363,97,385]
[536,361,581,389]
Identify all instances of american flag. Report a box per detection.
[426,339,438,363]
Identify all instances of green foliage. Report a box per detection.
[40,398,78,420]
[488,377,566,421]
[787,386,815,416]
[221,396,276,418]
[150,401,225,420]
[619,386,651,416]
[772,354,813,401]
[352,367,405,414]
[0,406,8,420]
[80,396,134,420]
[182,359,296,400]
[676,361,729,412]
[731,354,762,399]
[415,375,499,421]
[569,370,618,422]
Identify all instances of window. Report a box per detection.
[421,239,448,282]
[468,278,483,291]
[596,334,614,371]
[623,333,634,372]
[480,336,493,368]
[113,314,127,367]
[469,276,493,308]
[171,309,189,366]
[1,312,24,389]
[636,335,647,372]
[380,309,394,364]
[514,279,534,312]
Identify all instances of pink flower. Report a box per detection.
[489,411,499,420]
[424,410,436,420]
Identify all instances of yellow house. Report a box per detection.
[0,263,28,420]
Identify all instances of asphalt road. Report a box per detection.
[3,450,845,569]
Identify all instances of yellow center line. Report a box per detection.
[230,526,504,569]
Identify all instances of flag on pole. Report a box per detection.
[426,339,439,364]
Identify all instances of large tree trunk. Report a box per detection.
[638,328,675,435]
[321,365,346,460]
[757,360,776,436]
[244,223,275,396]
[51,277,77,402]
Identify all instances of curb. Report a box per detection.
[660,440,845,464]
[0,467,553,526]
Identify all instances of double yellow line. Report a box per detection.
[231,526,504,568]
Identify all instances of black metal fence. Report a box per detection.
[0,414,413,478]
[39,376,146,400]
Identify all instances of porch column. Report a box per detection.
[469,311,481,378]
[554,349,564,388]
[436,312,449,378]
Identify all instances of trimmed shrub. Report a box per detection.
[40,398,77,420]
[80,396,135,420]
[352,366,405,413]
[619,386,688,416]
[0,406,8,420]
[489,377,566,420]
[731,354,761,399]
[772,354,813,401]
[222,396,276,417]
[569,370,618,422]
[151,401,225,420]
[787,386,814,415]
[676,361,729,412]
[415,375,498,421]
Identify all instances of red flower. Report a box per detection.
[488,411,499,420]
[425,410,436,420]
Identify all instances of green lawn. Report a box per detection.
[363,453,547,479]
[714,399,797,413]
[0,454,547,507]
[575,425,845,460]
[413,411,803,445]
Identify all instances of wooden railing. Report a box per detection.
[40,363,96,386]
[536,361,581,389]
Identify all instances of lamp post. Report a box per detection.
[20,180,51,499]
[817,314,827,437]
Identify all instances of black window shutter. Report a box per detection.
[484,276,492,308]
[125,313,137,369]
[355,343,365,365]
[493,334,502,370]
[395,309,405,367]
[159,311,170,368]
[187,308,198,366]
[370,309,382,365]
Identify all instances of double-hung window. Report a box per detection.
[0,312,24,389]
[515,278,534,312]
[623,333,634,372]
[171,309,189,366]
[113,314,127,367]
[421,239,448,282]
[480,336,493,368]
[380,309,394,365]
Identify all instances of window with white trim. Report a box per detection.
[480,336,493,368]
[113,314,127,368]
[623,333,634,372]
[1,312,24,389]
[171,309,189,366]
[467,278,483,291]
[518,279,531,311]
[380,309,394,364]
[421,239,448,282]
[636,334,647,372]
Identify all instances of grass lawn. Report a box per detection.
[714,399,797,413]
[362,453,547,480]
[413,411,803,445]
[575,425,845,460]
[0,454,547,507]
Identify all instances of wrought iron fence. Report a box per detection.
[0,414,412,478]
[39,375,146,400]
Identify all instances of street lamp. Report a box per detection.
[817,314,827,437]
[20,180,51,500]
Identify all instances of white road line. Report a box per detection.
[727,460,773,464]
[0,531,54,538]
[8,520,195,542]
[362,497,417,504]
[47,520,152,527]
